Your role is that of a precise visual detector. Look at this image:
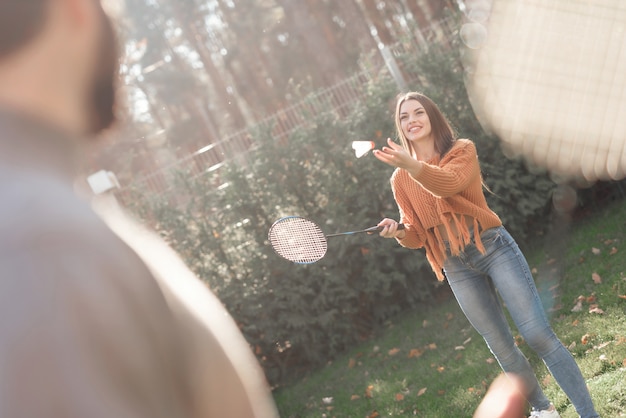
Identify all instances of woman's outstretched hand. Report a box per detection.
[377,218,405,239]
[373,138,422,175]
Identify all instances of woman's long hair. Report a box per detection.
[394,92,456,158]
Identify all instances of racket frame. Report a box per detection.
[268,216,404,264]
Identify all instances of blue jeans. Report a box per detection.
[443,226,598,418]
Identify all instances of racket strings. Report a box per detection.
[268,218,328,263]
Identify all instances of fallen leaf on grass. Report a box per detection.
[610,247,618,255]
[454,345,465,351]
[486,358,495,364]
[548,303,563,312]
[388,347,400,356]
[348,358,356,368]
[592,272,602,284]
[367,411,380,418]
[437,390,446,396]
[571,299,584,312]
[571,294,597,311]
[437,366,445,373]
[350,394,360,401]
[365,385,374,398]
[581,334,590,345]
[417,387,427,396]
[408,348,424,358]
[548,298,563,312]
[427,343,437,350]
[591,247,601,255]
[395,393,404,401]
[322,397,333,405]
[589,305,605,314]
[618,294,626,300]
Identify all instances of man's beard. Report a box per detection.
[87,6,118,135]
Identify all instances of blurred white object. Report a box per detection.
[87,170,119,194]
[352,141,375,158]
[464,0,626,181]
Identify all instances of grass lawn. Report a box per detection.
[273,200,626,417]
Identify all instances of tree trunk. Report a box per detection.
[359,0,394,46]
[169,0,246,130]
[334,0,378,53]
[217,0,282,117]
[276,0,347,85]
[405,0,430,29]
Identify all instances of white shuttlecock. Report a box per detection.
[352,141,375,158]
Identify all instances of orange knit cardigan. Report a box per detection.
[391,139,502,281]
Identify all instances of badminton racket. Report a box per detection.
[268,216,404,264]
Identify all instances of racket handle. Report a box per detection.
[367,223,405,233]
[326,223,405,237]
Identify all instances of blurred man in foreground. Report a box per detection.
[0,1,277,416]
[474,374,528,418]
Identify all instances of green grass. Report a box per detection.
[273,201,626,417]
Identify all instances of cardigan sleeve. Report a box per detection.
[410,139,480,198]
[390,170,425,249]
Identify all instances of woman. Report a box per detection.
[373,92,598,418]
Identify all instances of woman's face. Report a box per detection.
[399,99,432,144]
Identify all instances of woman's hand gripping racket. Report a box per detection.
[268,216,404,264]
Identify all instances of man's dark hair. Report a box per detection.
[0,1,120,134]
[0,1,49,58]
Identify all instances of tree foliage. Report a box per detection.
[88,0,459,181]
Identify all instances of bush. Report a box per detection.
[123,38,557,386]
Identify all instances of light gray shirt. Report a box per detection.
[0,110,276,418]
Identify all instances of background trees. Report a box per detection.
[87,0,626,387]
[108,6,562,382]
[88,0,459,182]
